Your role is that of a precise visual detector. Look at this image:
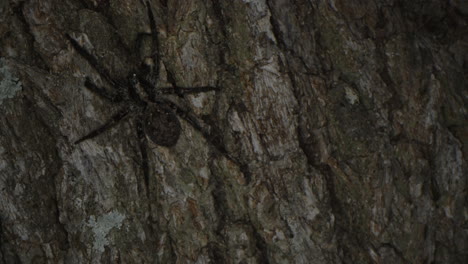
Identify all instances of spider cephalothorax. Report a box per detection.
[67,1,228,194]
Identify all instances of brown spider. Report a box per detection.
[67,1,232,194]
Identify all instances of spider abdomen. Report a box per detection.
[144,106,181,147]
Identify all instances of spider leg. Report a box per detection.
[145,1,160,74]
[66,34,117,87]
[158,86,219,95]
[84,77,124,103]
[75,108,130,144]
[141,2,219,99]
[136,116,151,197]
[161,58,219,96]
[159,98,237,163]
[138,1,161,101]
[139,78,218,98]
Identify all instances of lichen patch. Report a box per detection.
[86,211,126,253]
[0,58,22,105]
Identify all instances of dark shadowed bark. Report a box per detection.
[0,0,467,263]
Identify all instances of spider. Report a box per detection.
[67,1,233,194]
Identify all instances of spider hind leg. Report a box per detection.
[136,117,151,196]
[160,98,237,163]
[74,108,130,144]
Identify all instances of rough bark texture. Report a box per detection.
[0,0,467,263]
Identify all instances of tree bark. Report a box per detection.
[0,0,467,263]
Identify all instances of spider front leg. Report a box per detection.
[133,1,162,102]
[84,77,124,103]
[145,1,160,76]
[65,34,117,87]
[66,34,126,102]
[75,108,130,144]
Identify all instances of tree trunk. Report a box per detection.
[0,0,466,263]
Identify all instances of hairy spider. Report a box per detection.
[67,1,231,194]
